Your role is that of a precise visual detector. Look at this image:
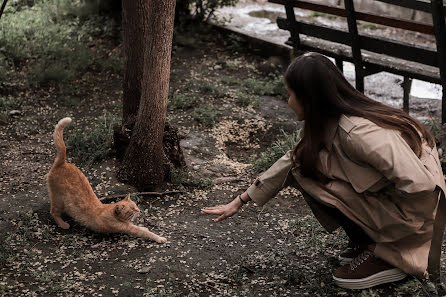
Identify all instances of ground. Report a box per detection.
[0,23,445,297]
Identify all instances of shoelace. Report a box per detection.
[349,250,373,271]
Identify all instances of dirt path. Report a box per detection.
[0,28,444,297]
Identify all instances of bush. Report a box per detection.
[168,93,196,110]
[252,129,301,174]
[66,111,120,166]
[240,77,287,100]
[192,106,219,127]
[0,0,115,87]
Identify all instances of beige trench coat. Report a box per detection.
[247,114,446,278]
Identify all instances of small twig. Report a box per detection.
[99,191,183,201]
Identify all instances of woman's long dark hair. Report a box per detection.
[285,52,435,182]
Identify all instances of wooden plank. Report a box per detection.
[277,18,351,45]
[402,77,412,113]
[376,0,446,14]
[284,36,441,83]
[269,0,435,35]
[431,0,446,124]
[360,35,438,67]
[278,18,438,67]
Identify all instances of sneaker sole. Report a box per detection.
[333,268,407,290]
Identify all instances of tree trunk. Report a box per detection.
[118,0,177,191]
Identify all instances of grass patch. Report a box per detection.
[192,106,219,127]
[168,93,197,110]
[66,111,120,166]
[221,75,239,86]
[252,129,301,174]
[1,0,117,87]
[240,77,287,100]
[198,81,228,98]
[170,168,212,190]
[235,91,258,107]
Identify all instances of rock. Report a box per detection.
[9,110,22,116]
[137,267,151,274]
[212,176,242,184]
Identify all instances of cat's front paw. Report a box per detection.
[156,237,167,244]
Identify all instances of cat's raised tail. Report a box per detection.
[53,117,72,167]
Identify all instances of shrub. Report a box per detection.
[66,111,120,166]
[168,93,197,110]
[240,77,287,100]
[235,91,258,107]
[0,0,112,87]
[192,106,219,127]
[252,129,301,174]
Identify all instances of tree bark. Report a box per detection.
[118,0,177,191]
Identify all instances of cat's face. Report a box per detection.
[114,195,140,222]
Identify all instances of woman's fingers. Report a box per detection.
[215,214,227,222]
[201,207,224,215]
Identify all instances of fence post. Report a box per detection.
[344,0,365,93]
[431,0,446,124]
[0,0,9,20]
[285,0,301,57]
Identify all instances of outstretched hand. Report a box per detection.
[201,196,243,222]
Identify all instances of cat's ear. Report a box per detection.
[114,205,124,215]
[124,194,130,201]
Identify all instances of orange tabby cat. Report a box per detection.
[46,117,167,243]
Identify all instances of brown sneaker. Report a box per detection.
[333,250,407,289]
[338,246,364,265]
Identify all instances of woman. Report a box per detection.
[201,52,446,290]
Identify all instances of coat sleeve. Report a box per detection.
[246,150,295,206]
[342,123,436,195]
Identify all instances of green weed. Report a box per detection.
[240,77,287,100]
[235,91,258,107]
[423,117,442,137]
[0,0,116,87]
[252,129,301,174]
[66,111,120,166]
[198,81,228,98]
[221,75,239,85]
[192,106,219,127]
[168,93,197,110]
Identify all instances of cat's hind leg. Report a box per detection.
[50,203,70,229]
